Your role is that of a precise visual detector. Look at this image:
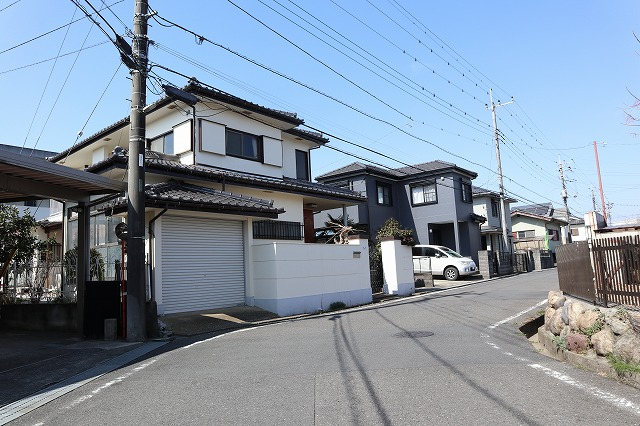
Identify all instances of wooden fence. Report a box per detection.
[557,236,640,307]
[556,242,595,303]
[592,235,640,307]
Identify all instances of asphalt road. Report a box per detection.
[14,269,640,425]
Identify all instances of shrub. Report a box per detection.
[552,335,567,351]
[329,301,347,311]
[607,355,640,375]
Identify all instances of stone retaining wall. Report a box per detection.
[541,290,640,387]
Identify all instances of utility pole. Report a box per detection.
[127,0,149,341]
[488,89,514,252]
[606,202,614,225]
[591,187,597,212]
[557,158,571,243]
[593,141,607,223]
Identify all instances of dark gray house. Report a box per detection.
[314,161,485,263]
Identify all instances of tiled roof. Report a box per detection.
[88,153,366,202]
[511,203,554,217]
[109,180,283,217]
[316,162,400,180]
[471,185,517,202]
[0,143,57,159]
[283,128,329,145]
[50,81,304,163]
[316,160,477,181]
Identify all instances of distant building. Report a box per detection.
[472,186,517,252]
[510,203,568,253]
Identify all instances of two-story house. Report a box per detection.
[510,203,568,253]
[314,161,484,263]
[472,186,517,252]
[47,81,371,316]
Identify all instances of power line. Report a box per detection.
[61,62,123,164]
[0,41,109,75]
[224,0,414,122]
[19,7,78,154]
[30,20,94,155]
[147,32,567,209]
[327,0,486,102]
[99,0,129,31]
[0,0,124,55]
[0,0,22,12]
[262,0,490,133]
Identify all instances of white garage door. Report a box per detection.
[161,216,245,314]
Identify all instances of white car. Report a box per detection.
[412,245,478,281]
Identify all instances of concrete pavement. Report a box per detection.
[12,269,640,425]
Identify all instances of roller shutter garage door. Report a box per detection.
[161,216,245,314]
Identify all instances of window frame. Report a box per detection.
[225,128,264,162]
[295,149,310,181]
[147,130,174,155]
[516,230,535,239]
[461,180,472,203]
[376,181,393,206]
[491,200,499,217]
[409,180,438,207]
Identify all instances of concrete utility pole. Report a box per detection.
[127,0,149,341]
[557,158,571,243]
[591,187,597,212]
[593,141,607,223]
[488,89,514,252]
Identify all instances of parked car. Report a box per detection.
[412,245,478,281]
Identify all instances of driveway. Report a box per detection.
[12,269,640,424]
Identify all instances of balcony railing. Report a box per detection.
[253,220,303,241]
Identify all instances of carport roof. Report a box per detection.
[107,180,284,218]
[0,149,126,202]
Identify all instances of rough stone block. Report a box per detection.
[613,331,640,364]
[566,333,589,353]
[591,327,615,356]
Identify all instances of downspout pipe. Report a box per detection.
[148,208,168,302]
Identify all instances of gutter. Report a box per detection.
[148,208,168,303]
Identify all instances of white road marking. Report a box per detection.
[65,359,157,409]
[178,325,263,351]
[488,299,547,329]
[529,364,640,416]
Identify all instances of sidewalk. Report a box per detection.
[0,330,141,407]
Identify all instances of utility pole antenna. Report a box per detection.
[487,88,514,252]
[593,141,607,224]
[127,0,149,341]
[558,157,571,243]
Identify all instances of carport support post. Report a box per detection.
[76,202,89,336]
[342,204,348,226]
[453,220,461,253]
[126,0,149,341]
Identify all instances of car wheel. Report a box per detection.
[444,266,459,281]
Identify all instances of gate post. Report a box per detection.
[380,237,414,296]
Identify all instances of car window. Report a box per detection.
[412,247,424,256]
[440,247,463,258]
[424,247,437,257]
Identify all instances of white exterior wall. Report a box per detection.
[250,239,372,316]
[473,195,512,232]
[224,184,304,223]
[381,239,415,296]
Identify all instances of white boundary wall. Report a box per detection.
[250,238,372,316]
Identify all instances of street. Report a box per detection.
[14,270,640,425]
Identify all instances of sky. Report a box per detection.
[1,0,639,222]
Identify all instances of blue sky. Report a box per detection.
[1,1,639,222]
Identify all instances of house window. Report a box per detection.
[571,228,579,236]
[226,129,262,161]
[516,230,535,239]
[253,220,303,240]
[548,229,559,241]
[491,200,499,217]
[295,149,310,181]
[23,200,38,207]
[148,131,174,154]
[410,180,437,206]
[461,180,472,203]
[376,182,392,206]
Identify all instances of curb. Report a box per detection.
[535,325,640,390]
[0,340,168,425]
